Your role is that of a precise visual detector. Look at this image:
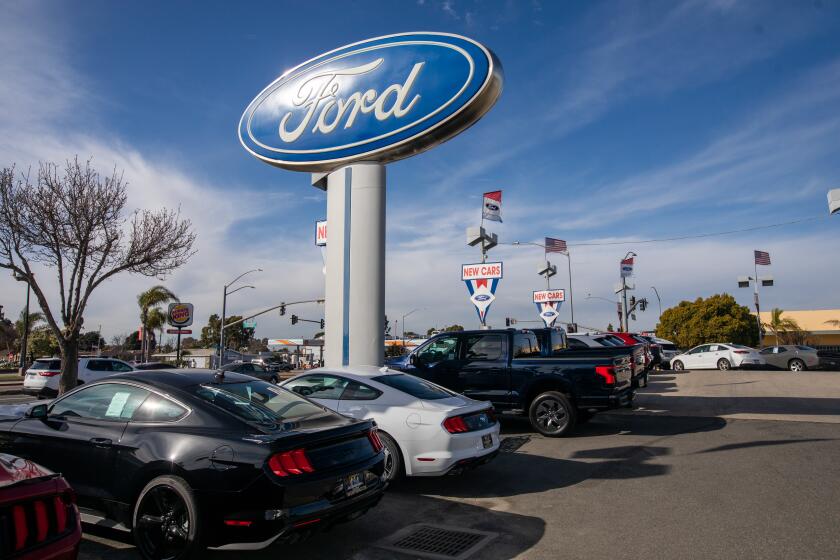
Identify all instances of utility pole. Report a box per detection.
[738,252,773,348]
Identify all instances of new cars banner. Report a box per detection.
[533,290,565,327]
[462,262,503,324]
[620,257,634,278]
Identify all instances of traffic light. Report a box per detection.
[291,314,298,325]
[320,319,325,329]
[630,296,636,307]
[639,299,647,312]
[279,303,286,316]
[505,317,511,327]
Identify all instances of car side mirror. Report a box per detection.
[25,404,48,419]
[409,354,418,366]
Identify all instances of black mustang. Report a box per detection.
[0,370,387,559]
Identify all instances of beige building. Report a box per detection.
[758,309,840,348]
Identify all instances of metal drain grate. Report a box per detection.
[377,524,497,560]
[499,435,531,453]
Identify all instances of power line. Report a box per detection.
[565,214,831,248]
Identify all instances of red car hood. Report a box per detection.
[0,453,56,489]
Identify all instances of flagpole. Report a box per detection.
[565,250,575,326]
[754,258,762,348]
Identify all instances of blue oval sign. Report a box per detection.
[542,311,556,317]
[239,32,503,172]
[474,295,491,302]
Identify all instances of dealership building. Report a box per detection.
[758,309,840,349]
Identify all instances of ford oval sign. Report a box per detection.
[239,32,503,172]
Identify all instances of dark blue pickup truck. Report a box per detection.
[386,328,636,436]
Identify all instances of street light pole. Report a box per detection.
[219,269,261,367]
[402,308,420,343]
[650,286,662,320]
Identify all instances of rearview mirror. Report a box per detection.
[25,404,48,419]
[409,353,418,366]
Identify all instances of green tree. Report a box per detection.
[763,308,808,345]
[656,294,758,349]
[29,327,60,357]
[606,323,615,332]
[78,331,105,352]
[200,314,253,351]
[137,285,178,362]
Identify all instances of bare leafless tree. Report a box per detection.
[0,158,196,393]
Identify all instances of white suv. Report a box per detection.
[23,357,135,397]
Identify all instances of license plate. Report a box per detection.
[344,472,365,495]
[482,434,493,449]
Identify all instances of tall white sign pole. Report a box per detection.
[314,164,386,367]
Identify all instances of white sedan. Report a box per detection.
[670,343,765,371]
[281,366,500,482]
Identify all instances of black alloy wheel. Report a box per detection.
[378,431,403,482]
[672,360,684,371]
[529,391,576,437]
[133,476,201,560]
[789,359,806,372]
[717,358,731,371]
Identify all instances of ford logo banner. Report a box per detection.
[239,32,503,172]
[474,294,491,302]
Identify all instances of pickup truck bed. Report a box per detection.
[386,328,636,436]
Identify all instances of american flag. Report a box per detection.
[754,250,771,266]
[545,237,568,253]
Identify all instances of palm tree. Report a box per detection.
[15,309,44,340]
[763,308,803,346]
[146,308,168,358]
[137,286,178,362]
[825,319,840,328]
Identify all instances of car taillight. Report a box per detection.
[368,428,384,453]
[733,350,750,354]
[33,500,49,542]
[268,449,314,477]
[486,407,496,423]
[443,415,469,433]
[37,370,61,377]
[13,505,27,550]
[54,495,68,533]
[595,365,616,386]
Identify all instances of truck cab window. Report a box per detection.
[463,334,504,361]
[513,333,541,358]
[416,335,459,362]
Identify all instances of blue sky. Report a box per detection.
[2,0,839,342]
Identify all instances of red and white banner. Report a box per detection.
[315,220,327,246]
[620,257,634,278]
[482,190,502,223]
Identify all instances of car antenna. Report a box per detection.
[213,369,225,383]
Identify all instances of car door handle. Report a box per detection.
[89,437,113,448]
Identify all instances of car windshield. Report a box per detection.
[796,345,816,351]
[30,359,61,370]
[730,344,753,350]
[372,374,453,400]
[193,381,326,427]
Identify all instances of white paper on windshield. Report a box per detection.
[105,392,131,418]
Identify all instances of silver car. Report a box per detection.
[758,345,820,371]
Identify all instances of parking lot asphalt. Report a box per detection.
[11,369,840,560]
